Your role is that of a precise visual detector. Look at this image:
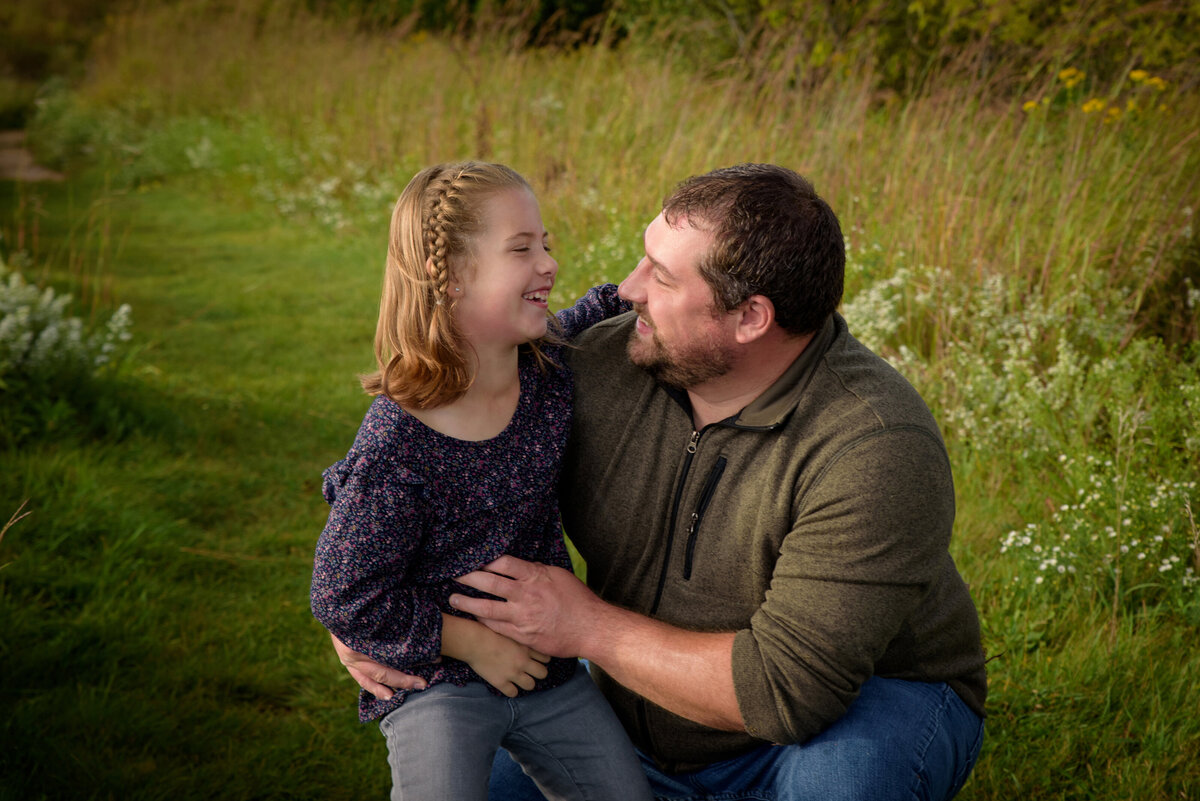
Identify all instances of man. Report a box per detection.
[336,164,987,800]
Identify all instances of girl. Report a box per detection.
[310,162,652,801]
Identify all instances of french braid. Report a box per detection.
[423,169,468,304]
[363,161,550,408]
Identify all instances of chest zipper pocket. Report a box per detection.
[683,456,727,580]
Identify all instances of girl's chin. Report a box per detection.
[523,321,549,342]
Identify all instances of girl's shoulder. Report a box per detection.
[346,395,414,453]
[323,397,425,497]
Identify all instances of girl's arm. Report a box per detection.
[311,460,442,670]
[555,283,631,340]
[440,613,550,697]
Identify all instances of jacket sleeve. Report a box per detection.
[730,426,956,744]
[555,283,631,340]
[310,454,443,670]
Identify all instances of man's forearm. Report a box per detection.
[450,556,745,730]
[580,602,744,732]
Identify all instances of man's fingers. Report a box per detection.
[347,665,395,701]
[457,555,538,596]
[332,632,429,696]
[347,661,428,695]
[454,569,515,601]
[480,554,535,579]
[448,592,511,621]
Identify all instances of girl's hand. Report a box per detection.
[441,614,550,697]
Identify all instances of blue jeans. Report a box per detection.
[489,676,984,801]
[380,663,653,801]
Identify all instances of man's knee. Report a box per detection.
[766,680,982,801]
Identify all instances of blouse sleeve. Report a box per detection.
[310,454,443,670]
[555,283,631,340]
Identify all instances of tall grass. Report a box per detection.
[4,1,1199,798]
[71,1,1197,339]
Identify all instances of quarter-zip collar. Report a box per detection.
[663,313,839,431]
[731,313,838,429]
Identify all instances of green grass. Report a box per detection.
[3,4,1199,798]
[1,176,394,799]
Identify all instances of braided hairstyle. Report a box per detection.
[423,171,466,305]
[361,162,538,408]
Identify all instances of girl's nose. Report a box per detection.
[540,251,558,279]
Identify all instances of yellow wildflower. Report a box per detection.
[1148,76,1167,91]
[1105,106,1121,123]
[1058,67,1085,89]
[1126,98,1138,113]
[1022,100,1040,113]
[1081,98,1106,114]
[1130,69,1149,82]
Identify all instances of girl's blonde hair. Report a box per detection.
[361,161,555,408]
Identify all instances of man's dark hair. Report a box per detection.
[662,163,845,337]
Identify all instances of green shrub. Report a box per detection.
[0,255,133,446]
[614,0,1200,93]
[843,259,1200,617]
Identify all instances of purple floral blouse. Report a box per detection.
[311,284,629,722]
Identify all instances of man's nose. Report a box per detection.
[618,258,648,302]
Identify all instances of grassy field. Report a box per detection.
[2,2,1199,799]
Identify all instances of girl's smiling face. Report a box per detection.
[452,187,559,351]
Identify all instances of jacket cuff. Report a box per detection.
[732,628,796,744]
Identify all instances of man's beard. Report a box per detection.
[626,307,732,389]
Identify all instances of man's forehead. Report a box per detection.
[645,212,713,262]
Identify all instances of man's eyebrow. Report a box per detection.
[646,254,674,279]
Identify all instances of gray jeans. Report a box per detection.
[379,662,653,801]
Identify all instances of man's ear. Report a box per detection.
[733,294,775,344]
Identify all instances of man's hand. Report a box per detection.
[450,555,602,659]
[330,633,427,700]
[452,556,745,731]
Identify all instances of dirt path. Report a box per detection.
[0,130,64,182]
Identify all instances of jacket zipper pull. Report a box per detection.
[686,430,699,454]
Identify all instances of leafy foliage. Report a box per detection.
[0,255,133,446]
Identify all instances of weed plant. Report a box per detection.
[0,249,135,446]
[2,1,1199,798]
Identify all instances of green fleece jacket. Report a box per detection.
[560,311,987,772]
